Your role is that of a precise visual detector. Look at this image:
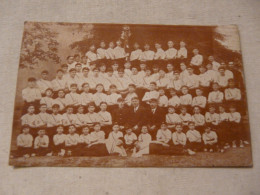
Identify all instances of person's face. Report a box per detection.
[126,129,132,135]
[78,107,84,114]
[100,65,106,72]
[38,130,45,136]
[57,126,63,134]
[40,105,47,112]
[187,69,193,74]
[46,90,52,97]
[94,70,99,76]
[107,71,113,76]
[141,126,148,133]
[118,71,124,77]
[168,41,173,48]
[176,125,182,133]
[52,107,59,113]
[219,69,225,75]
[180,42,185,47]
[159,89,164,95]
[131,68,138,75]
[155,43,161,49]
[28,81,35,88]
[82,57,87,63]
[90,45,95,51]
[228,63,234,69]
[167,64,173,71]
[68,57,74,64]
[174,74,180,80]
[194,107,200,114]
[112,64,119,70]
[150,101,157,108]
[116,40,121,46]
[149,84,156,91]
[209,107,215,113]
[57,71,63,78]
[58,91,65,98]
[75,65,82,72]
[182,87,188,94]
[193,49,199,55]
[100,42,106,48]
[170,90,176,96]
[69,126,76,134]
[153,67,159,73]
[131,99,139,107]
[205,127,211,133]
[83,69,89,76]
[145,69,151,76]
[118,101,124,107]
[88,106,95,113]
[62,67,68,73]
[140,64,146,70]
[23,127,30,134]
[75,56,80,62]
[159,70,165,77]
[41,73,48,80]
[110,87,117,93]
[199,67,206,73]
[189,123,195,130]
[124,62,131,69]
[206,64,212,70]
[213,84,219,91]
[161,124,167,130]
[82,127,89,135]
[94,124,101,131]
[96,85,103,92]
[113,125,120,132]
[67,107,73,114]
[129,86,135,93]
[109,42,114,48]
[70,70,76,77]
[100,104,107,111]
[134,43,139,49]
[83,85,90,92]
[144,44,150,50]
[168,107,175,114]
[219,106,225,113]
[71,86,77,92]
[180,64,186,71]
[208,56,214,62]
[196,89,202,96]
[28,106,35,114]
[181,108,187,114]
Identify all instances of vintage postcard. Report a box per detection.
[9,22,252,167]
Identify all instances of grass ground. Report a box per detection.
[9,146,252,167]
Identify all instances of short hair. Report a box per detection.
[28,77,36,82]
[69,68,76,72]
[52,104,60,108]
[82,67,89,71]
[109,84,117,89]
[118,68,124,73]
[96,83,104,88]
[41,70,49,74]
[21,124,30,130]
[81,82,89,88]
[188,121,195,125]
[56,69,63,73]
[100,101,107,106]
[39,103,47,107]
[70,83,78,88]
[88,102,96,107]
[67,55,73,60]
[61,64,68,68]
[75,63,82,67]
[128,84,136,88]
[150,82,157,86]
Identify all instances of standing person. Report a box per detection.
[52,69,67,95]
[80,83,94,106]
[98,102,112,136]
[218,104,230,151]
[208,56,220,71]
[40,88,54,112]
[191,106,205,134]
[140,43,155,61]
[97,41,107,59]
[190,49,203,72]
[114,39,127,59]
[22,77,41,114]
[180,86,192,107]
[93,84,107,107]
[36,70,53,95]
[165,106,182,131]
[114,68,131,94]
[179,105,192,132]
[202,125,218,152]
[106,123,127,156]
[132,125,152,157]
[182,66,199,92]
[65,83,81,107]
[65,125,80,156]
[85,44,98,63]
[53,89,66,112]
[112,98,128,130]
[20,105,38,137]
[105,41,116,60]
[106,84,122,109]
[154,42,166,60]
[165,41,177,60]
[130,42,142,61]
[177,41,188,60]
[208,82,224,104]
[65,68,81,90]
[66,55,75,71]
[124,84,138,107]
[192,88,207,109]
[85,103,101,128]
[224,79,242,103]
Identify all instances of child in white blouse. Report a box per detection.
[52,125,66,156]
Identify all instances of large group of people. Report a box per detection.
[12,39,249,159]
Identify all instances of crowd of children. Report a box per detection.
[12,40,249,158]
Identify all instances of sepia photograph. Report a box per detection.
[9,22,252,167]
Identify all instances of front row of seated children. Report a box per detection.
[13,118,243,158]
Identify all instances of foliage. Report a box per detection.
[19,22,60,69]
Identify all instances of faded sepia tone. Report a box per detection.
[9,22,252,167]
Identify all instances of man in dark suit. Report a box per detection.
[112,97,129,131]
[127,97,147,135]
[147,98,165,138]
